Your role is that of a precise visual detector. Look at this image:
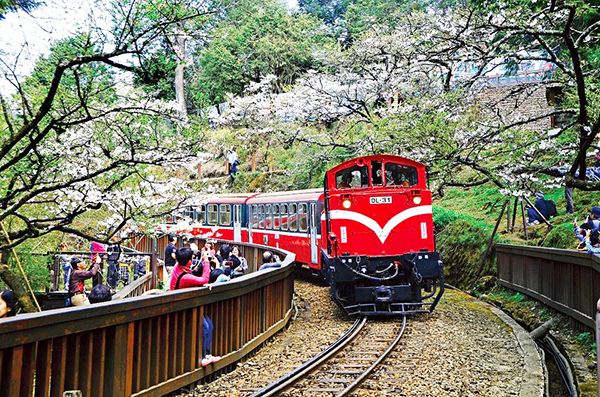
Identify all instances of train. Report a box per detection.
[159,154,444,316]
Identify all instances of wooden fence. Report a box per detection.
[113,272,155,300]
[496,244,600,330]
[0,243,295,396]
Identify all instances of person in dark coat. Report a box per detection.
[527,192,556,225]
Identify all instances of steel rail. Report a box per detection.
[250,316,367,397]
[337,315,407,396]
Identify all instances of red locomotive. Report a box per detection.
[159,154,444,315]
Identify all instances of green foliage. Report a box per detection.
[134,46,177,100]
[432,205,461,232]
[0,250,53,292]
[188,0,330,104]
[435,214,494,289]
[20,33,116,117]
[542,223,576,249]
[298,0,349,27]
[344,0,428,36]
[0,0,40,19]
[576,332,597,355]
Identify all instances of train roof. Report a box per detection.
[191,192,259,205]
[246,188,324,204]
[327,154,426,176]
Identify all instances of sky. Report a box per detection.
[0,0,299,92]
[0,0,106,91]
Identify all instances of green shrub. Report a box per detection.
[436,217,495,290]
[542,222,577,249]
[432,205,460,233]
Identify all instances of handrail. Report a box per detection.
[496,243,600,330]
[0,242,296,396]
[113,272,153,300]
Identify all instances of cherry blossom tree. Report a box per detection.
[218,1,600,198]
[0,0,222,310]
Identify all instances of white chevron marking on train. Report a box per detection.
[328,205,432,244]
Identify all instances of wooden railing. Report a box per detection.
[0,244,295,396]
[496,244,600,330]
[113,272,154,300]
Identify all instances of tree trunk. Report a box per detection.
[174,23,187,115]
[0,261,38,314]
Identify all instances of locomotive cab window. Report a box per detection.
[219,204,231,225]
[371,160,383,186]
[385,163,418,187]
[207,204,218,225]
[335,165,369,189]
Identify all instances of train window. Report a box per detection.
[234,205,242,224]
[371,160,383,186]
[258,204,265,229]
[289,203,298,231]
[273,204,280,230]
[385,163,418,187]
[219,204,231,225]
[335,165,369,189]
[198,204,206,225]
[207,204,218,225]
[316,202,323,234]
[299,203,308,232]
[265,204,272,229]
[280,204,288,231]
[251,205,258,228]
[184,207,194,220]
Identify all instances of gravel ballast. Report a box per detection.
[187,280,543,396]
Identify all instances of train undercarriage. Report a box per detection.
[321,251,444,316]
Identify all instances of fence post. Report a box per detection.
[104,322,135,396]
[151,252,158,289]
[52,254,60,292]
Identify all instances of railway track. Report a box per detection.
[250,316,408,396]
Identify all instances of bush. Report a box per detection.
[436,217,495,290]
[542,222,576,249]
[432,205,460,233]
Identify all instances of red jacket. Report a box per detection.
[170,260,211,290]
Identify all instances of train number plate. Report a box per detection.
[369,196,392,204]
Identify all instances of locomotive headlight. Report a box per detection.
[342,199,352,209]
[413,196,422,205]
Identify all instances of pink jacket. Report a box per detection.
[170,260,211,290]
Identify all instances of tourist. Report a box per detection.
[89,284,112,304]
[259,250,282,271]
[165,235,178,270]
[69,256,101,306]
[0,290,17,318]
[584,229,600,254]
[170,247,220,366]
[230,246,248,278]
